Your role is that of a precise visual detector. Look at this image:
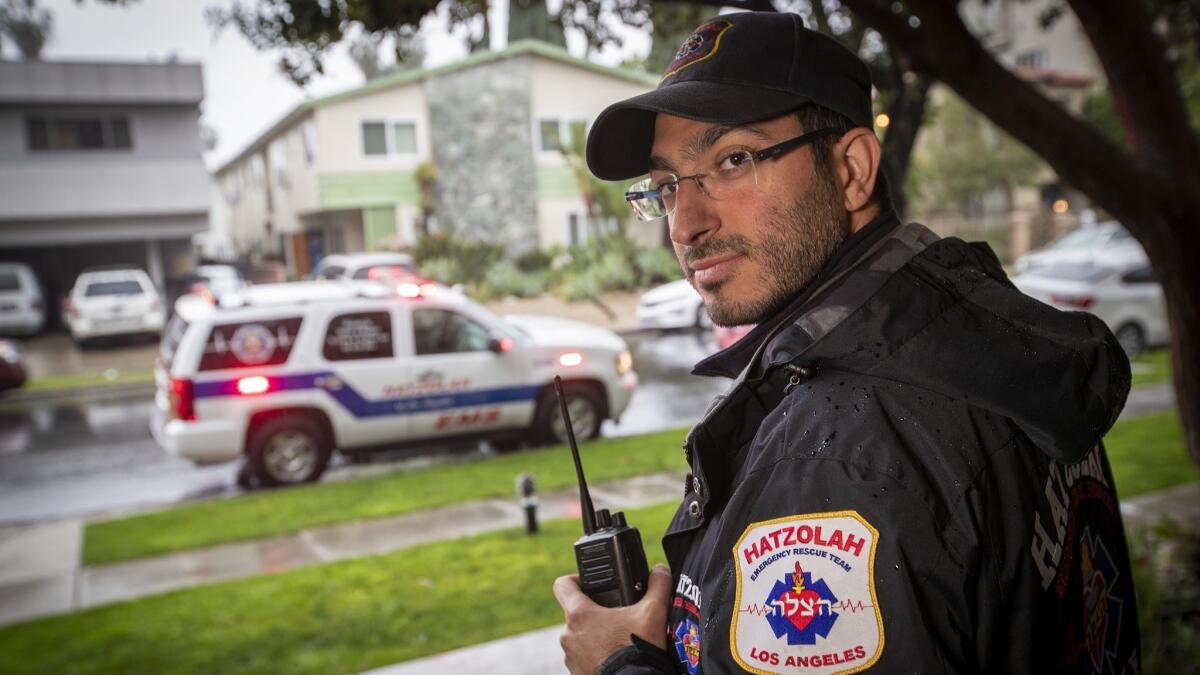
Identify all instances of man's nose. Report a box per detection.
[669,179,718,247]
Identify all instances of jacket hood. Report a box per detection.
[760,224,1131,464]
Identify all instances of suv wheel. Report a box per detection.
[247,415,332,487]
[535,384,603,445]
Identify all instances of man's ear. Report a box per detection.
[833,128,882,214]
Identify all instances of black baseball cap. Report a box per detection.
[586,11,873,181]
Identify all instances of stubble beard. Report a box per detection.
[690,169,851,327]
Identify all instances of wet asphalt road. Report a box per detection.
[0,330,730,525]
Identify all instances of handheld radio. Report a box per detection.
[554,376,650,608]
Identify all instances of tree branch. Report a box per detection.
[842,0,1166,242]
[1064,0,1200,172]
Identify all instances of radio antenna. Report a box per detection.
[555,376,596,535]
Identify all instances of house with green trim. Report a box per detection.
[213,40,658,277]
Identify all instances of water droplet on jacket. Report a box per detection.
[834,405,840,410]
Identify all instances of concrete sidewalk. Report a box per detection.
[0,472,684,627]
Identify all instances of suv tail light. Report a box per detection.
[1050,294,1096,310]
[30,299,43,312]
[170,377,195,421]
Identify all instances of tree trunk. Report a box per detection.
[843,0,1200,465]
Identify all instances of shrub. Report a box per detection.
[414,234,504,285]
[1129,518,1200,674]
[484,260,546,299]
[418,257,463,285]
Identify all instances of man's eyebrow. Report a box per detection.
[650,124,776,172]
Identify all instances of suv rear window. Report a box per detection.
[0,272,19,292]
[200,317,303,371]
[85,280,143,296]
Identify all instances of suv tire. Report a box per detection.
[534,383,603,445]
[246,415,332,487]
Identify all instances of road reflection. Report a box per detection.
[0,328,733,523]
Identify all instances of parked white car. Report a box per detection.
[1012,261,1168,355]
[1013,221,1144,275]
[312,252,418,281]
[0,262,45,335]
[153,280,638,487]
[637,278,711,330]
[64,267,165,344]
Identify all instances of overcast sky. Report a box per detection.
[11,0,649,169]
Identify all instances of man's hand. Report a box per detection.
[552,564,673,675]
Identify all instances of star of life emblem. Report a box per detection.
[673,617,702,675]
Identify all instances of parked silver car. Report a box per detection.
[1012,259,1167,355]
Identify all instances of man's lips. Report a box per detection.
[691,253,744,286]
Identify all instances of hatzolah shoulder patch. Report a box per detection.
[730,511,883,674]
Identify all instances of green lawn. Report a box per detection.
[0,503,678,675]
[1103,410,1198,498]
[1130,349,1172,388]
[22,369,155,393]
[83,428,689,566]
[86,400,1196,567]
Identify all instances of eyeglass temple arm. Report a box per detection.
[753,127,840,162]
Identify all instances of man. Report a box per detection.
[553,11,1141,675]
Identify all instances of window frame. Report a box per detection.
[25,114,134,153]
[357,117,424,160]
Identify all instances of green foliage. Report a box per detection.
[1131,349,1173,388]
[1128,519,1200,674]
[1103,410,1199,498]
[481,260,547,299]
[416,257,463,285]
[83,428,688,565]
[413,233,504,286]
[634,246,682,286]
[3,503,679,675]
[909,91,1042,215]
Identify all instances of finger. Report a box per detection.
[643,564,674,601]
[552,574,587,612]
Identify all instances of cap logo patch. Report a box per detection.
[731,511,883,674]
[662,19,733,82]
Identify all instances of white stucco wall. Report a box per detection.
[313,82,431,174]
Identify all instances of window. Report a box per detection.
[1015,50,1046,68]
[1121,267,1157,285]
[537,117,588,153]
[200,318,303,371]
[539,119,562,151]
[361,120,420,157]
[392,123,417,154]
[567,213,582,246]
[0,273,20,292]
[413,309,492,355]
[26,116,133,151]
[314,265,345,280]
[323,311,394,361]
[362,122,388,156]
[302,121,317,165]
[84,280,144,296]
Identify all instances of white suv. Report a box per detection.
[65,267,165,344]
[153,280,638,487]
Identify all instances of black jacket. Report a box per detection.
[604,219,1139,674]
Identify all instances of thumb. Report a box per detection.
[643,564,673,602]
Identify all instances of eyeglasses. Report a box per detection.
[624,127,839,221]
